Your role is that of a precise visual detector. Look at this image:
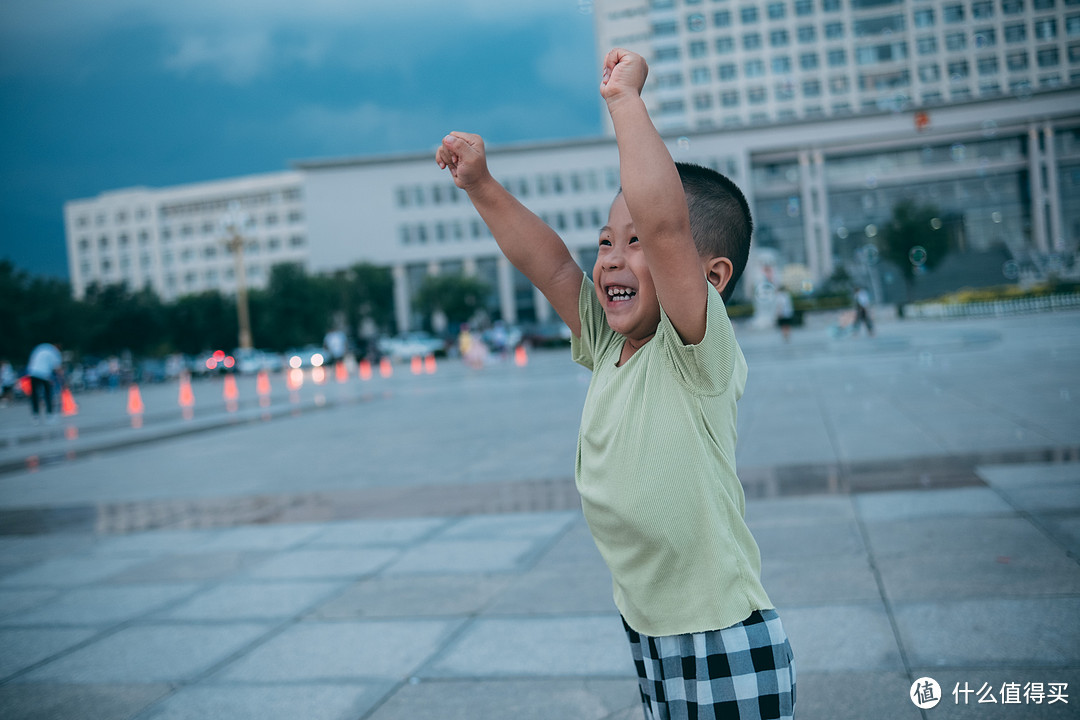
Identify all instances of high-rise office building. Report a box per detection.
[593,0,1078,133]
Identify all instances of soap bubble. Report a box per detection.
[909,246,928,266]
[1002,260,1020,280]
[865,224,878,238]
[676,136,691,151]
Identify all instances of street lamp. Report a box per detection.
[220,202,254,350]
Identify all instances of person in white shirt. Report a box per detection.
[26,342,64,423]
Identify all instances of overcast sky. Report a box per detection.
[0,0,601,278]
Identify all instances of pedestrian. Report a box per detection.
[25,342,64,424]
[437,48,794,720]
[853,286,875,336]
[0,359,16,406]
[775,287,795,342]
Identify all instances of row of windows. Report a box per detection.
[74,212,304,247]
[657,15,1074,65]
[396,170,621,208]
[80,262,270,288]
[158,189,302,219]
[79,236,305,262]
[73,207,151,228]
[399,208,608,246]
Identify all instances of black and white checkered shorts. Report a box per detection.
[623,609,796,720]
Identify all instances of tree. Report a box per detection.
[167,291,237,354]
[248,263,335,351]
[878,199,950,287]
[413,274,491,330]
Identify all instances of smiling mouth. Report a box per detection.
[606,286,637,303]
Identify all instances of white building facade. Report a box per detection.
[592,0,1080,134]
[65,172,306,301]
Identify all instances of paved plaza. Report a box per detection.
[0,309,1078,719]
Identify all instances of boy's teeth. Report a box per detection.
[607,286,636,299]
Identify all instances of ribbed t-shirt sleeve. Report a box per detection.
[571,274,610,371]
[658,284,737,396]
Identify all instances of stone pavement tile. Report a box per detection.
[1043,515,1080,557]
[107,551,271,584]
[0,555,147,588]
[195,524,324,552]
[436,511,578,541]
[528,519,609,572]
[421,616,633,678]
[216,619,461,682]
[140,682,395,720]
[305,518,448,548]
[311,574,512,619]
[0,682,171,720]
[367,678,641,720]
[91,529,222,556]
[855,487,1014,522]
[485,565,616,616]
[0,589,61,619]
[244,548,399,580]
[761,556,881,607]
[749,518,868,559]
[383,539,542,575]
[780,604,904,672]
[17,623,272,683]
[874,551,1080,602]
[0,627,99,680]
[744,495,857,526]
[893,598,1080,667]
[2,584,202,627]
[860,515,1062,558]
[0,536,97,568]
[906,667,1080,719]
[789,671,920,720]
[159,580,345,621]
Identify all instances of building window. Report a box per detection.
[946,32,967,51]
[745,58,766,77]
[949,59,971,78]
[800,52,820,69]
[915,9,935,28]
[975,28,997,47]
[656,46,681,61]
[694,93,713,110]
[715,36,735,53]
[714,10,732,27]
[830,76,850,93]
[943,4,965,23]
[798,25,816,43]
[772,56,792,73]
[978,55,1001,74]
[687,14,707,32]
[1005,23,1027,42]
[1035,18,1057,39]
[1003,0,1024,14]
[1067,14,1080,36]
[920,63,942,82]
[822,0,841,12]
[692,66,711,84]
[803,79,822,96]
[657,72,684,88]
[747,87,767,104]
[854,15,906,37]
[689,41,707,58]
[1007,51,1030,70]
[770,29,790,47]
[795,0,813,16]
[741,6,759,24]
[918,36,939,54]
[653,20,678,37]
[659,100,686,115]
[721,90,740,107]
[827,48,847,66]
[1033,0,1055,9]
[972,1,994,18]
[1038,47,1061,66]
[744,32,763,50]
[825,22,844,40]
[719,63,737,79]
[767,2,785,20]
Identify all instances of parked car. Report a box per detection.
[286,345,326,369]
[376,332,447,360]
[522,321,572,347]
[234,348,284,374]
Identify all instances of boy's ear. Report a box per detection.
[704,256,734,294]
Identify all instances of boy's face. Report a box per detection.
[593,194,661,343]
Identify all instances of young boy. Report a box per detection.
[436,48,794,720]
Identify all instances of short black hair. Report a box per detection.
[676,162,753,302]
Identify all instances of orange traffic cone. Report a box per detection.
[410,355,422,375]
[335,361,348,383]
[223,374,239,401]
[379,357,393,378]
[178,372,195,408]
[359,359,372,381]
[256,370,271,397]
[128,384,144,428]
[514,344,528,367]
[424,354,437,374]
[61,387,78,416]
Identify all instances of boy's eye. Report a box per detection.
[629,236,639,244]
[599,238,612,247]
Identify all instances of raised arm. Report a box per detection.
[601,49,708,345]
[436,132,583,336]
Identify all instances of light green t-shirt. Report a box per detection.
[572,273,773,637]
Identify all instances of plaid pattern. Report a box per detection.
[623,610,796,720]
